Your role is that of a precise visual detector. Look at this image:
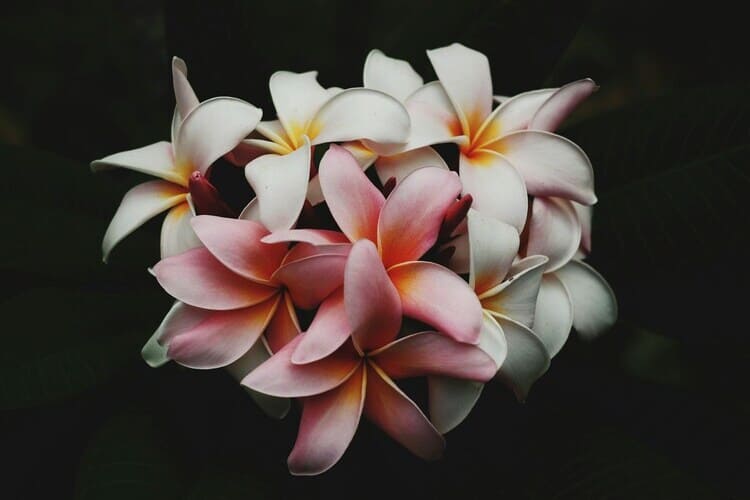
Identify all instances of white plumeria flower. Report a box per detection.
[405,42,597,231]
[432,209,551,433]
[236,70,411,231]
[92,57,262,261]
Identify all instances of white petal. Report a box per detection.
[225,138,288,166]
[141,329,170,368]
[269,71,330,149]
[532,274,573,357]
[525,197,581,272]
[555,260,617,340]
[530,79,597,132]
[467,209,520,295]
[480,255,548,327]
[102,180,186,262]
[340,141,379,169]
[574,202,593,254]
[403,82,466,151]
[479,312,508,367]
[238,198,261,223]
[446,232,470,275]
[91,142,185,186]
[172,56,199,126]
[428,377,483,434]
[363,49,424,103]
[160,201,202,259]
[374,147,448,185]
[494,315,550,402]
[245,137,311,231]
[473,88,556,147]
[256,119,295,151]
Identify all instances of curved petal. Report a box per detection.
[459,150,528,232]
[160,201,202,259]
[340,141,378,169]
[388,261,482,344]
[373,146,448,186]
[264,292,301,354]
[141,329,170,368]
[262,229,350,246]
[525,197,581,272]
[273,253,348,310]
[363,49,423,102]
[428,377,483,434]
[371,331,496,381]
[364,363,444,460]
[238,197,261,223]
[473,88,556,147]
[256,119,294,151]
[345,240,402,352]
[288,365,365,476]
[493,315,550,402]
[142,300,203,368]
[319,145,384,243]
[242,336,361,398]
[245,137,311,231]
[467,209,520,295]
[281,242,351,265]
[485,130,596,205]
[102,180,186,263]
[574,202,593,254]
[172,56,199,124]
[478,311,508,367]
[532,274,573,358]
[480,255,548,327]
[555,260,617,340]
[91,141,185,186]
[310,88,411,155]
[427,43,492,137]
[166,297,279,369]
[225,138,288,166]
[190,215,286,283]
[378,167,461,268]
[403,81,465,151]
[446,232,470,274]
[153,247,278,310]
[530,79,597,132]
[269,71,330,149]
[175,97,263,173]
[292,289,351,364]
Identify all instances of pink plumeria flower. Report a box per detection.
[264,145,483,362]
[404,42,597,231]
[243,239,496,475]
[92,58,262,261]
[235,71,411,232]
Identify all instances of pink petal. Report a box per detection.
[371,332,496,382]
[292,288,351,364]
[281,242,351,266]
[458,150,528,232]
[160,201,202,259]
[532,274,573,357]
[273,253,348,310]
[378,167,461,268]
[287,365,365,476]
[485,130,596,205]
[262,229,350,246]
[403,82,466,151]
[472,88,556,147]
[345,240,402,352]
[241,336,361,398]
[91,141,186,186]
[363,49,424,103]
[480,255,548,327]
[319,145,384,243]
[154,247,278,310]
[166,296,279,369]
[190,215,286,283]
[364,363,445,460]
[388,261,482,344]
[373,146,448,186]
[269,71,330,149]
[171,56,199,125]
[102,180,187,263]
[555,260,617,340]
[265,292,301,353]
[493,315,550,402]
[530,79,597,132]
[466,208,520,295]
[525,197,582,272]
[427,377,483,434]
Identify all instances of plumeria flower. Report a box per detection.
[243,239,496,475]
[404,42,597,231]
[92,57,262,261]
[263,145,483,362]
[235,70,411,232]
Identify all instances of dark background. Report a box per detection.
[1,0,748,498]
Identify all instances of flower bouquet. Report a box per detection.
[93,43,617,475]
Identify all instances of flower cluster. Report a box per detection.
[94,43,617,475]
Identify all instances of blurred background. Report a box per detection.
[1,0,748,498]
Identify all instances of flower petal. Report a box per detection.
[166,297,279,369]
[371,331,496,381]
[242,336,360,398]
[225,138,288,166]
[269,71,330,149]
[245,137,311,231]
[345,240,402,352]
[388,261,482,344]
[427,43,492,137]
[190,215,286,283]
[427,377,483,434]
[525,197,582,272]
[467,208,520,295]
[480,255,548,327]
[340,141,379,169]
[91,142,185,186]
[319,145,385,243]
[288,365,365,476]
[262,229,350,246]
[378,167,461,267]
[363,49,423,103]
[364,363,444,460]
[172,56,199,125]
[141,330,170,368]
[478,311,508,367]
[143,300,203,368]
[473,88,556,146]
[485,130,596,205]
[555,260,617,340]
[265,292,301,353]
[175,97,263,173]
[102,180,186,262]
[292,288,351,364]
[273,253,348,310]
[311,88,411,155]
[459,150,528,232]
[530,79,597,132]
[373,146,448,186]
[256,119,294,151]
[493,315,550,401]
[532,274,573,357]
[403,81,466,151]
[160,201,202,259]
[154,247,278,310]
[574,202,593,254]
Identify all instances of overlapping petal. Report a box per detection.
[493,315,550,401]
[160,201,201,259]
[555,260,617,340]
[480,255,548,327]
[525,197,582,272]
[467,209,520,294]
[363,49,423,103]
[91,142,185,186]
[532,274,573,357]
